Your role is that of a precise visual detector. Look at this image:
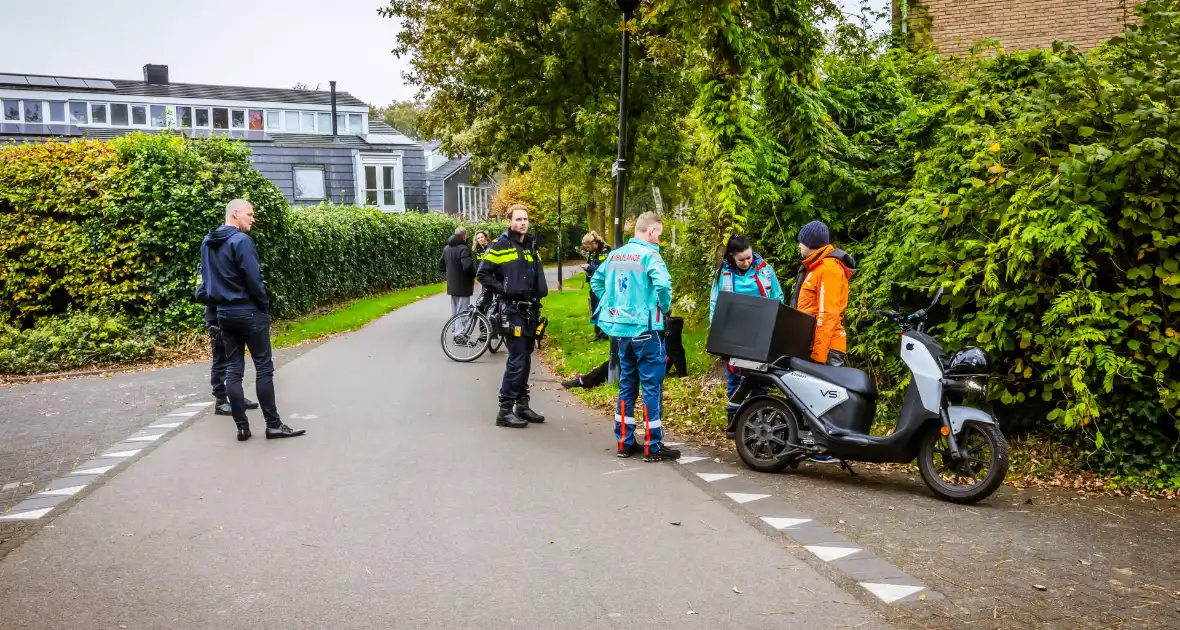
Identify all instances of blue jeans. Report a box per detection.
[616,331,667,455]
[217,309,280,429]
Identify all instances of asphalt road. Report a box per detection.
[0,290,889,629]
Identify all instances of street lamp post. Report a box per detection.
[608,0,640,384]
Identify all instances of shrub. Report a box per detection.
[0,312,153,375]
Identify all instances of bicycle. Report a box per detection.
[440,291,504,362]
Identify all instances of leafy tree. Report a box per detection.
[369,100,429,139]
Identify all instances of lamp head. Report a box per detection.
[612,0,641,14]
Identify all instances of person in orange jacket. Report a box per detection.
[789,221,856,367]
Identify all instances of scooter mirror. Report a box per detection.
[929,286,945,310]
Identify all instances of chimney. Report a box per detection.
[143,64,169,85]
[329,81,338,139]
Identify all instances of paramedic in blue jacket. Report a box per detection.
[709,234,786,401]
[477,204,549,429]
[590,212,680,462]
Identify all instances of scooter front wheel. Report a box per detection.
[918,421,1009,504]
[734,398,799,473]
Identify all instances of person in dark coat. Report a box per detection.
[439,226,477,329]
[200,198,305,442]
[580,231,611,341]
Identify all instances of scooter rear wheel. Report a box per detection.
[918,421,1009,504]
[734,398,799,473]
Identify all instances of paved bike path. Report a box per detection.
[0,292,887,629]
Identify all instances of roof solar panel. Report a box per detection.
[55,77,90,88]
[24,76,58,87]
[84,79,116,90]
[0,74,29,86]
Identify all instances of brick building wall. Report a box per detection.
[911,0,1142,55]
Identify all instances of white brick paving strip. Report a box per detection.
[0,401,213,523]
[671,439,941,606]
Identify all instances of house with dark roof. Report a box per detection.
[422,140,496,220]
[0,64,426,212]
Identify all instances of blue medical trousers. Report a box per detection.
[615,330,667,455]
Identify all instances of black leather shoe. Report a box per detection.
[515,399,545,423]
[237,427,252,441]
[496,402,528,428]
[644,445,682,462]
[265,424,306,439]
[244,398,259,410]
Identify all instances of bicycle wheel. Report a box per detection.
[488,328,503,353]
[441,310,491,362]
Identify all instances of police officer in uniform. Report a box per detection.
[477,204,549,428]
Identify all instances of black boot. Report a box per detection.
[237,426,252,441]
[515,396,545,423]
[496,401,528,428]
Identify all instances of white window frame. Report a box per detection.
[193,107,211,129]
[109,102,131,126]
[129,104,149,127]
[355,151,405,213]
[456,184,492,222]
[89,102,109,126]
[292,165,327,202]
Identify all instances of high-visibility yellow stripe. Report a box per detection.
[484,250,519,264]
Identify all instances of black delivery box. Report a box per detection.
[706,291,816,363]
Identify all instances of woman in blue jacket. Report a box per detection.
[709,235,785,400]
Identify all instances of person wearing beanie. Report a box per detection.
[789,220,857,367]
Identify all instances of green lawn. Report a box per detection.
[273,282,447,348]
[539,276,729,437]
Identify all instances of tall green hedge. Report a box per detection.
[0,133,497,374]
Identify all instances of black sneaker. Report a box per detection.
[644,445,682,462]
[561,377,583,389]
[244,398,259,410]
[616,444,643,458]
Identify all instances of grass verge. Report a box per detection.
[273,282,446,348]
[538,278,1178,497]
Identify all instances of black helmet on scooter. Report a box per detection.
[947,347,988,375]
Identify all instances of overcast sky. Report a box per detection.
[0,0,889,108]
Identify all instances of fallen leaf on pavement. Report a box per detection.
[1079,559,1093,566]
[1115,567,1135,576]
[1034,584,1047,591]
[686,601,697,615]
[670,521,681,526]
[733,585,742,594]
[838,519,846,524]
[888,506,896,511]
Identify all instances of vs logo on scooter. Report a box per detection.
[820,390,840,399]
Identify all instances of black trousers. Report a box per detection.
[206,307,228,401]
[499,310,535,404]
[217,309,281,429]
[589,293,606,339]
